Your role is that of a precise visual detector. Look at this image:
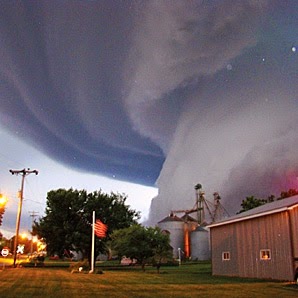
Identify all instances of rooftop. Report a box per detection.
[208,195,298,228]
[158,212,183,223]
[181,214,197,222]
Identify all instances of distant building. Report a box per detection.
[208,196,298,281]
[158,212,210,260]
[157,188,228,261]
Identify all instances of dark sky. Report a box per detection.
[0,1,297,225]
[0,0,165,186]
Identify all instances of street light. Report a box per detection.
[0,194,8,226]
[21,232,27,240]
[0,194,8,206]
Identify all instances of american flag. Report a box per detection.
[94,219,107,238]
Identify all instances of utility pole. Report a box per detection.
[9,168,38,267]
[29,211,39,255]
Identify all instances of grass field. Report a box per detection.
[0,260,297,297]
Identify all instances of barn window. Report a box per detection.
[222,251,230,261]
[260,249,271,260]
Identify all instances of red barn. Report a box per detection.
[208,195,298,281]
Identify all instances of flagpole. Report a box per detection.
[89,210,95,273]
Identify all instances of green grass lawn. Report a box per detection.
[0,261,297,297]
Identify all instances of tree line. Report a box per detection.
[33,188,172,272]
[238,188,298,213]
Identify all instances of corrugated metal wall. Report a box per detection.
[290,206,298,275]
[290,206,298,258]
[210,211,295,281]
[191,228,210,260]
[158,220,184,258]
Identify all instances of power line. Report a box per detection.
[29,211,39,255]
[29,210,39,224]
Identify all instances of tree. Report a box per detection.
[238,188,298,213]
[150,230,173,273]
[238,196,267,213]
[33,188,139,266]
[111,225,172,272]
[279,188,298,200]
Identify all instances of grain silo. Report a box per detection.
[158,185,227,260]
[158,212,184,258]
[190,226,210,261]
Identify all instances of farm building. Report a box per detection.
[157,186,228,260]
[208,195,298,281]
[158,212,209,260]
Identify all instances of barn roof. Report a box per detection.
[208,195,298,228]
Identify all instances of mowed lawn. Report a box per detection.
[0,263,297,298]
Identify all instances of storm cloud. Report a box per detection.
[0,0,164,185]
[0,1,297,224]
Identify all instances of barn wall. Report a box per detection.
[290,206,298,258]
[290,206,298,274]
[210,211,294,281]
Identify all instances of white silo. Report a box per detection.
[158,212,184,258]
[190,226,210,261]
